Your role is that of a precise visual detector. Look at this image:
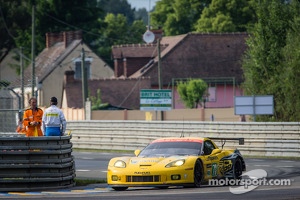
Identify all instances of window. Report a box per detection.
[138,142,202,157]
[73,58,93,79]
[203,140,216,155]
[208,86,216,102]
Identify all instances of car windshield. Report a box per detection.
[138,142,202,157]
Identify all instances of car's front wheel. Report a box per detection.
[193,159,203,187]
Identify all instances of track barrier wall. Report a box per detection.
[67,120,300,158]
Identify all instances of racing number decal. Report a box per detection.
[212,163,218,177]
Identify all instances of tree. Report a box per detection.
[151,0,210,35]
[194,0,256,33]
[242,0,299,121]
[96,13,145,67]
[279,1,300,121]
[129,20,147,44]
[177,79,208,108]
[0,0,105,68]
[0,0,147,73]
[103,13,129,44]
[35,0,106,59]
[134,8,149,25]
[98,0,135,24]
[90,89,110,110]
[0,0,32,62]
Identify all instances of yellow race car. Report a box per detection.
[107,137,246,191]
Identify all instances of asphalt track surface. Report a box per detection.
[0,152,299,199]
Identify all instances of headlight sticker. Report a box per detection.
[131,160,138,164]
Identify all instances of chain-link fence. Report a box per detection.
[0,88,20,132]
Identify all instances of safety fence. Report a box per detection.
[0,135,75,192]
[67,120,300,158]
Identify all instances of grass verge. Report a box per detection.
[75,178,106,186]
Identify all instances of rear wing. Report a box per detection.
[209,137,244,149]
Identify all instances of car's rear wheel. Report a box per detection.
[112,187,128,191]
[233,158,243,179]
[193,159,203,188]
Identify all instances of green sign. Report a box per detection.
[140,89,172,111]
[212,163,218,177]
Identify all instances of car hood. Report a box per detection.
[116,156,188,167]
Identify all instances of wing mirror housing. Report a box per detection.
[134,149,141,156]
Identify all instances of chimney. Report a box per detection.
[46,32,63,48]
[64,70,75,83]
[151,29,164,43]
[46,30,83,48]
[63,30,83,48]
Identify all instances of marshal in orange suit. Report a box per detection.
[23,97,43,137]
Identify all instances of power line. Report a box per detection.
[0,6,16,39]
[44,12,145,45]
[117,76,142,108]
[44,13,102,37]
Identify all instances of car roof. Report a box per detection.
[151,137,206,144]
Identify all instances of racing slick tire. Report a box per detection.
[193,159,203,188]
[233,158,243,179]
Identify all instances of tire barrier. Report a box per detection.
[0,135,75,192]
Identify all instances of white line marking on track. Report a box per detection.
[80,157,93,160]
[254,165,270,167]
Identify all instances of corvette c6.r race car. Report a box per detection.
[107,137,246,191]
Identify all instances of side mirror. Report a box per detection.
[211,149,222,155]
[134,149,141,156]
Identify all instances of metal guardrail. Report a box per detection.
[67,120,300,158]
[0,135,75,192]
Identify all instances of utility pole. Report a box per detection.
[31,4,36,97]
[20,47,24,110]
[157,38,162,89]
[81,48,88,112]
[157,38,164,120]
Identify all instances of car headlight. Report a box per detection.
[114,160,126,168]
[165,159,185,168]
